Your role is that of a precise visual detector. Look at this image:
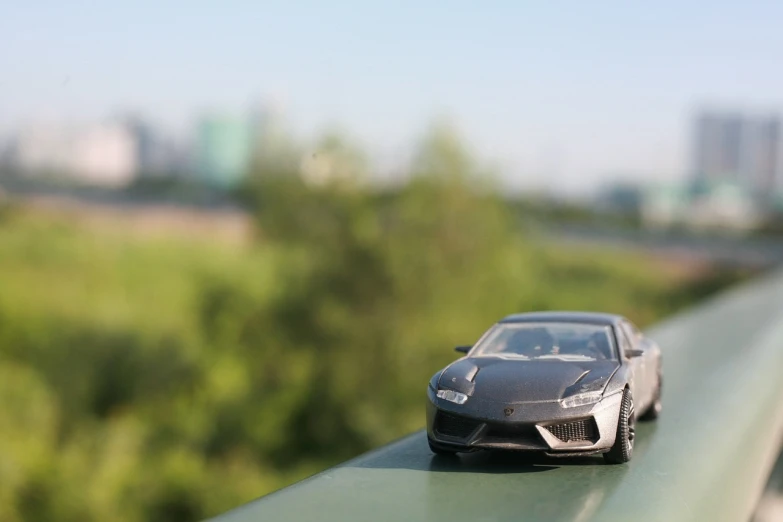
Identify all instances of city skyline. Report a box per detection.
[4,2,783,195]
[7,104,783,196]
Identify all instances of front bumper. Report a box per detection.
[426,386,622,454]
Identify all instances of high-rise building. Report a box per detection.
[195,114,257,188]
[124,115,190,178]
[8,121,137,186]
[68,122,138,186]
[692,111,781,196]
[743,117,781,195]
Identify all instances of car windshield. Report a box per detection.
[471,322,617,361]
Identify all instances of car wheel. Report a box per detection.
[639,373,662,421]
[428,438,460,456]
[603,388,635,464]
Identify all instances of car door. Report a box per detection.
[618,322,648,411]
[621,320,653,409]
[636,326,661,400]
[629,320,660,404]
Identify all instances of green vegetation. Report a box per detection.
[0,125,752,521]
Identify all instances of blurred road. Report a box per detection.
[547,224,783,269]
[4,178,783,269]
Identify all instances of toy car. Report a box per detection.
[426,312,662,463]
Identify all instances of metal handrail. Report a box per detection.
[208,269,783,522]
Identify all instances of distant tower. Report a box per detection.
[692,110,781,197]
[692,112,742,184]
[196,113,255,189]
[743,116,780,195]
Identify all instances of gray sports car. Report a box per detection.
[426,312,662,463]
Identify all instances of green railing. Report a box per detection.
[208,269,783,522]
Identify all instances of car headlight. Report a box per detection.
[560,390,602,408]
[437,389,468,404]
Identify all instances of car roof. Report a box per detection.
[499,311,624,326]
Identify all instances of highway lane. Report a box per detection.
[546,224,783,269]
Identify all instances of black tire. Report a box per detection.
[428,438,460,456]
[639,373,662,421]
[603,388,635,464]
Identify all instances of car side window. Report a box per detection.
[617,327,633,359]
[620,321,639,346]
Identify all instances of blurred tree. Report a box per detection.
[229,127,395,458]
[300,130,369,189]
[379,122,537,429]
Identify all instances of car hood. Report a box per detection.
[438,357,619,403]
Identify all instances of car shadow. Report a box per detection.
[428,450,575,474]
[347,421,658,475]
[431,419,659,473]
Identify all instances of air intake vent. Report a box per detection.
[546,418,598,442]
[435,412,481,439]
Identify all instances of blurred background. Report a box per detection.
[1,2,783,521]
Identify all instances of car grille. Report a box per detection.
[435,412,481,439]
[481,423,545,447]
[546,418,598,443]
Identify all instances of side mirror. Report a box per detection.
[455,345,471,354]
[626,348,644,358]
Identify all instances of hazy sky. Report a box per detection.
[3,1,783,195]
